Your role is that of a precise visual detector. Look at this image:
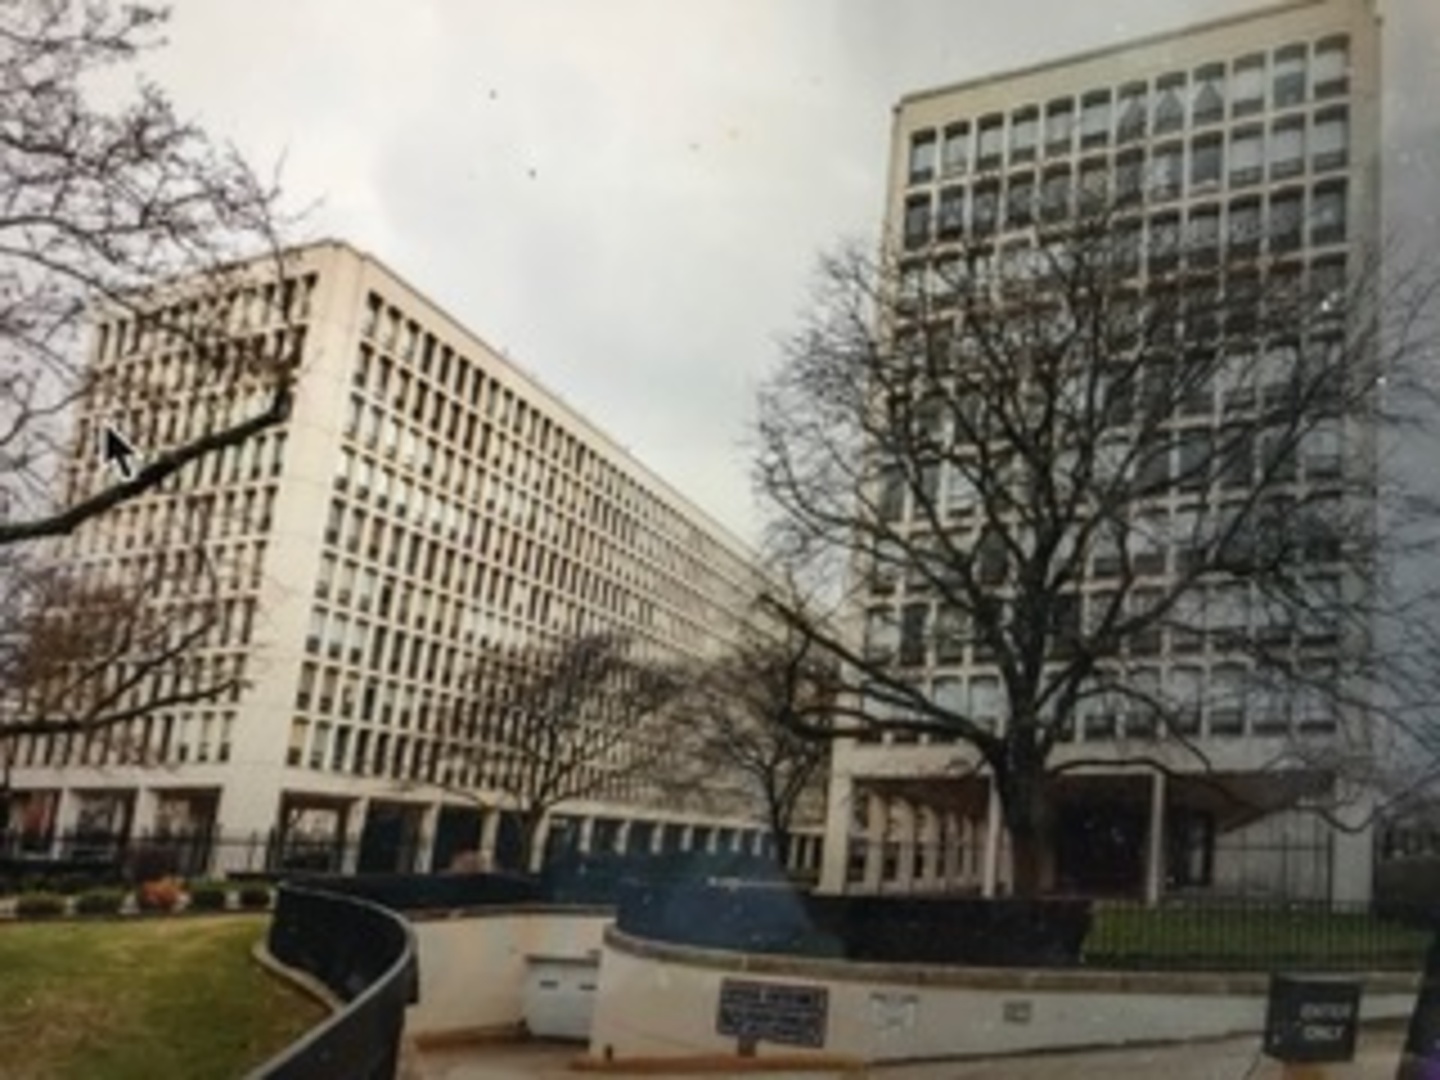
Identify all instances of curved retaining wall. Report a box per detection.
[589,926,1421,1065]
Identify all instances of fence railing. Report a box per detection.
[246,883,419,1080]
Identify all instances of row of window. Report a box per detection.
[14,708,238,770]
[855,663,1338,747]
[906,36,1350,184]
[904,165,1349,250]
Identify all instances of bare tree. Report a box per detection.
[754,203,1440,895]
[0,0,297,548]
[675,629,832,869]
[442,632,684,871]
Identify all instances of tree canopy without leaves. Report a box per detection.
[0,0,296,547]
[755,206,1440,893]
[442,632,684,869]
[673,628,832,867]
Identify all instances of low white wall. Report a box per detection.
[589,928,1419,1064]
[406,907,611,1042]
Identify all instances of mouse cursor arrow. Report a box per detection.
[100,424,140,481]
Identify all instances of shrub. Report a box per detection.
[74,888,126,915]
[187,882,229,911]
[15,891,66,918]
[237,884,273,910]
[52,872,94,896]
[137,876,183,912]
[18,874,52,895]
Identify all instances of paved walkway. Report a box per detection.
[418,1027,1414,1079]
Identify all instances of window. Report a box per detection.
[1153,72,1187,132]
[938,186,965,238]
[1006,174,1035,228]
[1230,125,1263,187]
[1041,169,1070,222]
[1233,54,1265,116]
[1188,206,1221,264]
[1191,134,1222,190]
[1010,107,1038,163]
[1228,198,1262,254]
[1116,82,1147,143]
[1114,150,1143,206]
[1078,159,1107,214]
[864,608,899,661]
[1270,117,1305,179]
[941,122,969,176]
[1314,36,1349,98]
[1080,91,1110,148]
[1302,420,1343,479]
[899,603,930,667]
[1269,189,1304,252]
[1273,44,1307,108]
[976,114,1004,169]
[1313,107,1348,171]
[935,605,970,663]
[973,181,1000,235]
[903,194,932,250]
[1312,181,1347,245]
[908,131,937,184]
[1150,143,1183,200]
[1044,99,1073,154]
[1191,64,1224,125]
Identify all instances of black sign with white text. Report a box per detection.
[1263,974,1361,1064]
[716,978,828,1048]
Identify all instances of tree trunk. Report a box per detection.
[996,752,1058,898]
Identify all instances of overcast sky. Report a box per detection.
[136,0,1429,547]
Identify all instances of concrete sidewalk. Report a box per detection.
[417,1027,1413,1079]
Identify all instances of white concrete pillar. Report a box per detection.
[818,766,854,894]
[863,793,886,892]
[940,812,958,891]
[341,796,369,874]
[1145,770,1167,906]
[982,781,1002,899]
[478,808,500,870]
[1329,784,1376,905]
[614,819,631,855]
[577,815,595,855]
[527,814,551,873]
[413,802,440,874]
[892,800,915,893]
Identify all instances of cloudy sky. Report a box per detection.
[135,0,1430,546]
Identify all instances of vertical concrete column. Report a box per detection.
[818,766,854,894]
[413,802,440,874]
[1330,783,1376,905]
[892,800,915,893]
[614,819,631,856]
[341,796,369,874]
[982,781,1002,899]
[577,815,595,855]
[527,814,551,873]
[1145,770,1167,906]
[130,787,160,840]
[862,792,886,892]
[478,808,500,870]
[939,812,958,891]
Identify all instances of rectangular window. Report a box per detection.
[1191,64,1225,125]
[1007,175,1035,228]
[1078,159,1107,214]
[973,182,1000,235]
[1080,91,1110,148]
[1116,82,1147,143]
[1312,181,1347,245]
[903,194,932,250]
[1041,169,1070,222]
[1044,99,1073,155]
[1191,134,1222,190]
[1010,107,1038,163]
[1230,125,1263,187]
[1155,72,1188,132]
[1228,198,1262,254]
[1150,143,1183,200]
[1233,54,1265,116]
[941,122,969,176]
[1270,118,1305,179]
[1273,44,1307,108]
[976,115,1004,169]
[908,131,937,184]
[1314,36,1349,98]
[938,186,966,238]
[1313,107,1348,172]
[1115,150,1144,206]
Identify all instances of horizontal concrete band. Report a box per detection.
[603,925,1422,997]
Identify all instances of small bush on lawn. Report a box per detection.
[237,884,272,910]
[15,891,66,918]
[126,844,179,886]
[188,882,229,911]
[137,876,183,912]
[74,888,127,915]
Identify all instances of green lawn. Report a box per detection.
[1085,904,1434,970]
[0,915,327,1080]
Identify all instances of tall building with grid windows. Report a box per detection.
[820,0,1396,904]
[2,241,819,876]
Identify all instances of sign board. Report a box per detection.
[716,978,828,1049]
[1263,975,1361,1064]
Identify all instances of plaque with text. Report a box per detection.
[716,979,828,1048]
[1263,974,1361,1064]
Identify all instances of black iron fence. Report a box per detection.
[247,883,419,1080]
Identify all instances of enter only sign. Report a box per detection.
[1263,974,1362,1075]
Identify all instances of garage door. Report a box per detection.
[524,957,600,1041]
